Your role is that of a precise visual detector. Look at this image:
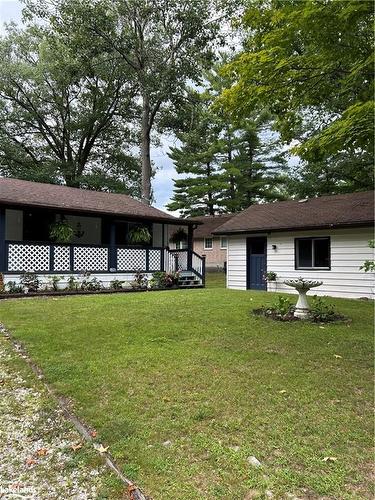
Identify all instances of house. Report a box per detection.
[213,191,374,299]
[175,215,233,271]
[0,178,205,288]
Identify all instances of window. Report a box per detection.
[176,240,188,250]
[220,237,228,249]
[204,237,213,250]
[295,237,330,269]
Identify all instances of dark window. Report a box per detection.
[250,239,265,254]
[295,237,330,269]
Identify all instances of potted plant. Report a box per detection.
[128,226,152,245]
[264,271,277,291]
[169,228,188,245]
[49,217,74,244]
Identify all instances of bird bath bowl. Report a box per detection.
[283,278,323,319]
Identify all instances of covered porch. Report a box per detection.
[0,207,205,285]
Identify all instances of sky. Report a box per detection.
[0,0,180,212]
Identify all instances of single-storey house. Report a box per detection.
[0,178,205,288]
[188,215,233,270]
[213,191,374,299]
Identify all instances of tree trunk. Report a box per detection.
[141,94,152,204]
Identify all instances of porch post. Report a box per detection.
[187,224,193,270]
[0,207,5,272]
[109,220,117,271]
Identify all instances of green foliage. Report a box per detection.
[169,229,188,245]
[360,240,375,273]
[220,0,374,194]
[19,272,40,292]
[28,0,227,202]
[80,273,102,291]
[149,271,180,289]
[0,14,141,193]
[49,219,74,244]
[130,271,148,290]
[109,279,125,290]
[67,275,79,291]
[167,69,288,216]
[5,281,23,294]
[271,295,293,316]
[128,226,152,245]
[309,296,341,323]
[48,275,63,292]
[264,271,277,281]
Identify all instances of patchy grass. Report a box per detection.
[0,278,373,499]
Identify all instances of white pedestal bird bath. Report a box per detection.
[283,278,323,319]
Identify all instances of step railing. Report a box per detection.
[166,249,206,285]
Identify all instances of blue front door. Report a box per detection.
[247,237,267,290]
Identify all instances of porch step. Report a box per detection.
[178,275,202,288]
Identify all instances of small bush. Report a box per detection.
[19,272,40,292]
[48,275,63,291]
[309,296,344,323]
[6,281,24,294]
[67,275,79,291]
[110,279,124,290]
[272,296,293,316]
[131,271,148,290]
[149,271,180,289]
[80,273,102,291]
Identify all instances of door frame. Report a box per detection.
[246,236,267,290]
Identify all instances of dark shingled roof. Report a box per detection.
[0,178,193,224]
[213,191,374,235]
[190,215,234,238]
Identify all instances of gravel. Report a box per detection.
[0,335,108,499]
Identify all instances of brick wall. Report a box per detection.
[194,237,227,269]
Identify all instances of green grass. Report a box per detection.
[0,276,373,499]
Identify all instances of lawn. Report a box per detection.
[0,275,373,499]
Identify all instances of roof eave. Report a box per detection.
[213,221,375,235]
[0,200,197,225]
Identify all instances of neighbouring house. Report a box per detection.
[172,215,233,271]
[213,191,374,299]
[0,178,205,288]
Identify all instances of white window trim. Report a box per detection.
[204,237,213,250]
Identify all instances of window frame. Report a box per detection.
[204,237,213,250]
[220,237,228,249]
[294,236,331,271]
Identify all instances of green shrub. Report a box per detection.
[272,295,294,316]
[19,272,40,292]
[67,275,79,291]
[6,281,24,294]
[110,279,124,290]
[309,296,339,323]
[131,271,148,289]
[48,275,63,291]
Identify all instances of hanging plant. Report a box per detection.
[49,218,74,243]
[128,225,152,245]
[169,228,188,244]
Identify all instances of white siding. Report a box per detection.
[226,227,375,299]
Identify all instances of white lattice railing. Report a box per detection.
[165,250,204,278]
[5,242,166,273]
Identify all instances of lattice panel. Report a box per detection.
[73,246,108,271]
[117,248,146,271]
[149,249,162,270]
[7,243,50,272]
[53,246,70,271]
[176,251,188,271]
